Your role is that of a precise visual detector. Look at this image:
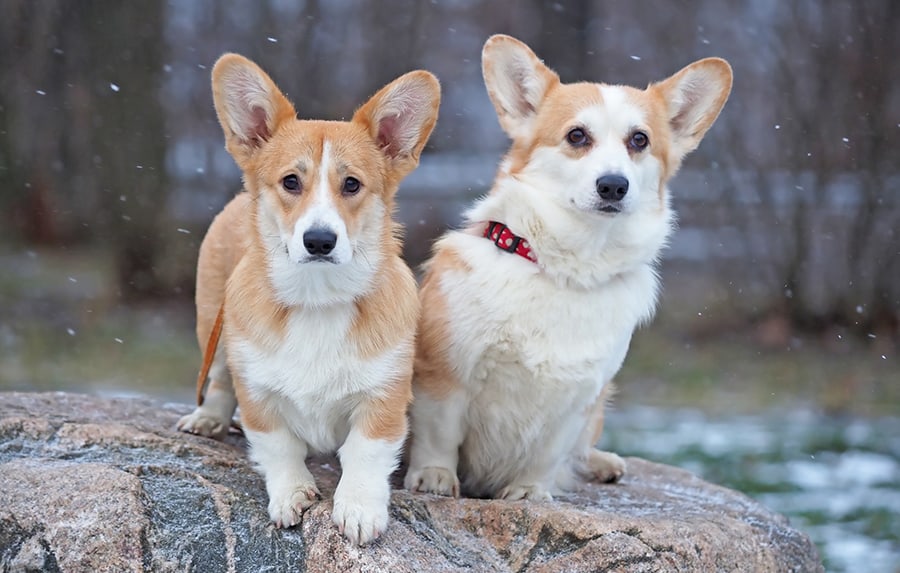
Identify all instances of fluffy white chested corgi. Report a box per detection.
[405,35,731,500]
[176,54,440,544]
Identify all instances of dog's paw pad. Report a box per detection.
[176,409,229,439]
[404,467,460,497]
[587,449,626,483]
[332,496,388,546]
[268,484,321,528]
[498,484,552,501]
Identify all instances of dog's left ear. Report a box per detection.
[353,71,441,182]
[652,58,733,159]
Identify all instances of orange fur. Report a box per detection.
[195,193,252,354]
[350,259,419,359]
[233,373,274,433]
[504,83,605,174]
[359,371,414,442]
[413,246,470,400]
[195,302,224,405]
[589,381,617,445]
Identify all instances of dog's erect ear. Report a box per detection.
[482,34,559,139]
[353,71,441,182]
[211,54,296,167]
[652,58,733,159]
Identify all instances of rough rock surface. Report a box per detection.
[0,392,822,572]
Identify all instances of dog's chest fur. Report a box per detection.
[228,299,406,453]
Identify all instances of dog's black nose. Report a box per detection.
[596,174,629,202]
[303,228,337,256]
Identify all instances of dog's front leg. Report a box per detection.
[332,382,409,546]
[244,420,321,529]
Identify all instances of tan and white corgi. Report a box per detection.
[404,35,731,500]
[176,54,440,545]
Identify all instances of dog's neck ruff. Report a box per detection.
[483,221,538,263]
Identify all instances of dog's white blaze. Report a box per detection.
[288,140,353,265]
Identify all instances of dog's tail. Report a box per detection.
[195,302,225,406]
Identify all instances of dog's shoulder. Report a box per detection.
[350,255,419,360]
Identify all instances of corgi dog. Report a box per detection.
[176,54,440,545]
[404,35,732,500]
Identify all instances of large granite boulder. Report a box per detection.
[0,392,822,572]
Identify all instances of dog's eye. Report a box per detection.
[342,177,361,195]
[628,131,650,151]
[282,174,301,193]
[565,128,590,147]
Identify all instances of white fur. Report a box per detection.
[231,312,411,453]
[231,302,413,543]
[412,230,661,498]
[333,430,404,545]
[245,424,319,528]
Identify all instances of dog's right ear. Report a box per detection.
[482,35,559,139]
[211,54,296,168]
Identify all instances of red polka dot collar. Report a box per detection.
[482,221,538,263]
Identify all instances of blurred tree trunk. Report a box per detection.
[72,1,170,299]
[0,1,170,299]
[720,0,899,338]
[0,1,73,244]
[535,0,590,81]
[362,0,423,95]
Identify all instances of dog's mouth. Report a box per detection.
[300,254,337,264]
[597,204,621,214]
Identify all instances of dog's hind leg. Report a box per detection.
[176,341,237,439]
[564,381,625,486]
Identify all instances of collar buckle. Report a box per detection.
[483,221,536,263]
[487,222,520,253]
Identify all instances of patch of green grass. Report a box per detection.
[617,323,899,417]
[0,246,198,402]
[843,507,900,542]
[1,303,198,402]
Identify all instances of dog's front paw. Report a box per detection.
[585,449,626,483]
[176,408,230,439]
[331,493,388,546]
[498,484,553,501]
[404,466,460,497]
[268,482,321,528]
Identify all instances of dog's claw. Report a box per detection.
[268,482,320,528]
